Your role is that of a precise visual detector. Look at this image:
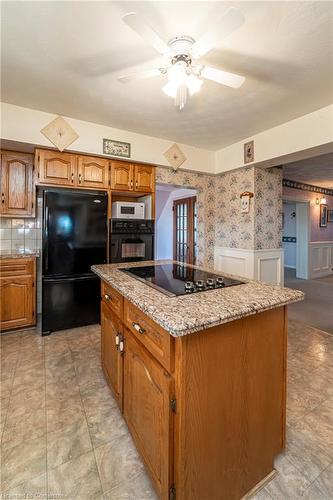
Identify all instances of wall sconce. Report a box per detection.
[316,197,327,205]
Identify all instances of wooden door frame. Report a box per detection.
[173,196,197,265]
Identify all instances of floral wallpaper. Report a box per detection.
[156,165,283,266]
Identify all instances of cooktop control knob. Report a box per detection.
[195,280,204,289]
[206,278,215,287]
[216,277,225,286]
[185,281,195,292]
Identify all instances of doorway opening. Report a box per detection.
[155,184,197,264]
[283,199,310,281]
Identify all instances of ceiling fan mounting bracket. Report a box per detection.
[168,35,195,57]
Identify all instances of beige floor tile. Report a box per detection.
[265,453,311,499]
[47,418,93,470]
[46,396,86,433]
[1,472,47,498]
[302,461,333,499]
[249,488,274,500]
[1,434,46,491]
[103,468,157,500]
[2,407,46,448]
[95,433,145,494]
[87,404,128,449]
[48,450,103,500]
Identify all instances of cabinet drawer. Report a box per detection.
[124,299,173,373]
[101,281,123,319]
[0,258,34,277]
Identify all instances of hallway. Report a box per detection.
[285,268,333,334]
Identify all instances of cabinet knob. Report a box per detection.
[71,173,74,183]
[119,338,124,354]
[1,192,4,203]
[79,173,82,184]
[115,333,120,348]
[132,322,145,334]
[104,294,111,301]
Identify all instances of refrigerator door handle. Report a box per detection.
[44,205,49,272]
[43,276,98,283]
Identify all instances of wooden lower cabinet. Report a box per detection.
[100,283,287,500]
[101,302,123,408]
[123,331,173,498]
[0,257,36,331]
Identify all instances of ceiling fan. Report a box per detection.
[118,8,246,110]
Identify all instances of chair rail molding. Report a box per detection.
[308,241,333,279]
[214,247,284,286]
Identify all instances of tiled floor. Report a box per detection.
[1,320,333,499]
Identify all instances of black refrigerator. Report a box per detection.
[42,189,107,335]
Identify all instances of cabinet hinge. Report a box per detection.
[170,398,176,413]
[169,485,176,500]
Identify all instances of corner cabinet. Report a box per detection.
[0,151,34,217]
[111,161,154,193]
[0,257,36,331]
[35,149,109,190]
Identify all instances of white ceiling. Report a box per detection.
[283,153,333,189]
[1,1,333,150]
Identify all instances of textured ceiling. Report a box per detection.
[1,1,333,150]
[283,153,333,189]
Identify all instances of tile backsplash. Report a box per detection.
[0,197,43,253]
[0,217,42,253]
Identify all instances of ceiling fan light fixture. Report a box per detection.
[162,80,178,98]
[186,74,203,96]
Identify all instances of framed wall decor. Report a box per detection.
[319,204,328,228]
[327,209,333,223]
[244,140,254,164]
[103,139,131,158]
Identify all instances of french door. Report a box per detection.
[173,196,197,265]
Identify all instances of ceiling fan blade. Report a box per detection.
[192,7,245,59]
[118,68,162,84]
[201,66,245,88]
[123,12,170,56]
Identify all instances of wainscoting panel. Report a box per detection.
[214,247,284,285]
[309,242,333,279]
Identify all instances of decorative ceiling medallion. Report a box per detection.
[164,143,186,171]
[41,116,79,152]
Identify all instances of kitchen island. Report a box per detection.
[92,260,304,500]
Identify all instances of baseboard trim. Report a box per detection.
[242,469,277,499]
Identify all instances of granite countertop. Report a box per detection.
[0,250,40,259]
[92,260,304,337]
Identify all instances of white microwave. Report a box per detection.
[112,201,145,219]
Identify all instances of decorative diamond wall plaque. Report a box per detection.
[164,143,186,171]
[41,116,79,152]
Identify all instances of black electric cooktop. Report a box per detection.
[121,263,244,297]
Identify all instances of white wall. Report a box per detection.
[215,105,333,174]
[0,102,215,174]
[155,186,197,260]
[283,202,296,268]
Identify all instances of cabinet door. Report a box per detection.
[0,276,34,330]
[134,164,154,193]
[101,302,123,408]
[110,162,133,191]
[124,331,173,498]
[77,156,109,189]
[0,152,34,217]
[36,149,76,186]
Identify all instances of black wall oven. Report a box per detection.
[109,219,154,263]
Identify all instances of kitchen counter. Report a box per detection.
[0,250,40,259]
[92,260,304,337]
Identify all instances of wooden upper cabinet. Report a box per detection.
[110,161,133,191]
[36,149,76,186]
[123,332,173,498]
[134,164,154,193]
[0,151,34,217]
[77,155,109,189]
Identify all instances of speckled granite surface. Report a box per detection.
[0,250,39,259]
[92,260,304,337]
